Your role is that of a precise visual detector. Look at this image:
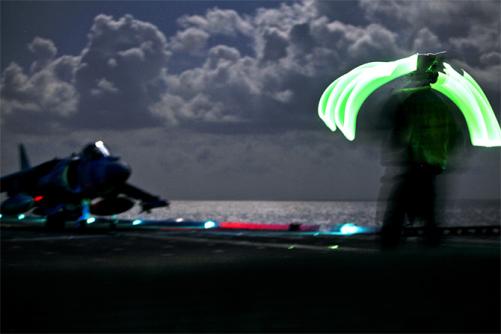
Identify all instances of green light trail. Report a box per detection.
[430,64,501,147]
[318,54,501,147]
[318,54,418,140]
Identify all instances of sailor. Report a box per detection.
[378,53,464,248]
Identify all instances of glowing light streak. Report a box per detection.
[328,245,339,250]
[430,64,501,147]
[175,218,184,222]
[318,55,501,147]
[34,195,44,202]
[18,214,26,220]
[0,214,3,219]
[319,54,418,140]
[86,217,96,224]
[132,219,143,225]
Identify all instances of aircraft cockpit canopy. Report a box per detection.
[81,141,111,160]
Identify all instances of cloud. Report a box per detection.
[27,37,57,59]
[1,1,500,135]
[359,0,500,70]
[90,78,119,97]
[1,1,499,200]
[169,27,210,53]
[1,14,170,132]
[73,14,170,128]
[1,55,79,133]
[480,52,501,66]
[27,37,58,72]
[359,0,499,33]
[258,28,288,62]
[346,23,401,60]
[177,8,253,37]
[152,4,409,131]
[412,28,442,53]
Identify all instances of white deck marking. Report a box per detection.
[122,232,379,253]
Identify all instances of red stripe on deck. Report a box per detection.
[219,222,290,231]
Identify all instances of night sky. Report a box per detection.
[1,0,500,200]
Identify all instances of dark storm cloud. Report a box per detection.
[359,0,500,87]
[73,14,170,128]
[1,57,79,133]
[2,0,499,134]
[360,0,500,39]
[27,37,58,73]
[1,1,499,200]
[151,0,499,133]
[152,2,407,132]
[2,14,170,131]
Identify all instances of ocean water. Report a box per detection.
[119,200,500,227]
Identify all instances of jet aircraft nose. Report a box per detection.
[106,162,131,184]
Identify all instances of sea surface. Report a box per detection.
[119,200,500,227]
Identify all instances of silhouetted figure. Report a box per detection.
[378,54,463,249]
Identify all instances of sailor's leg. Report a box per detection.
[421,168,440,246]
[380,173,407,249]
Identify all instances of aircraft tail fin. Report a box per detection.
[19,144,31,170]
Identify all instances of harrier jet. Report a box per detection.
[0,141,168,228]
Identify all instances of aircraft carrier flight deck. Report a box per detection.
[2,221,499,333]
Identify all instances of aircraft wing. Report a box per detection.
[120,183,169,212]
[0,159,61,195]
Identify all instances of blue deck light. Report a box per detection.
[339,223,361,235]
[204,220,217,229]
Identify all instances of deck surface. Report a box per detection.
[2,223,500,332]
